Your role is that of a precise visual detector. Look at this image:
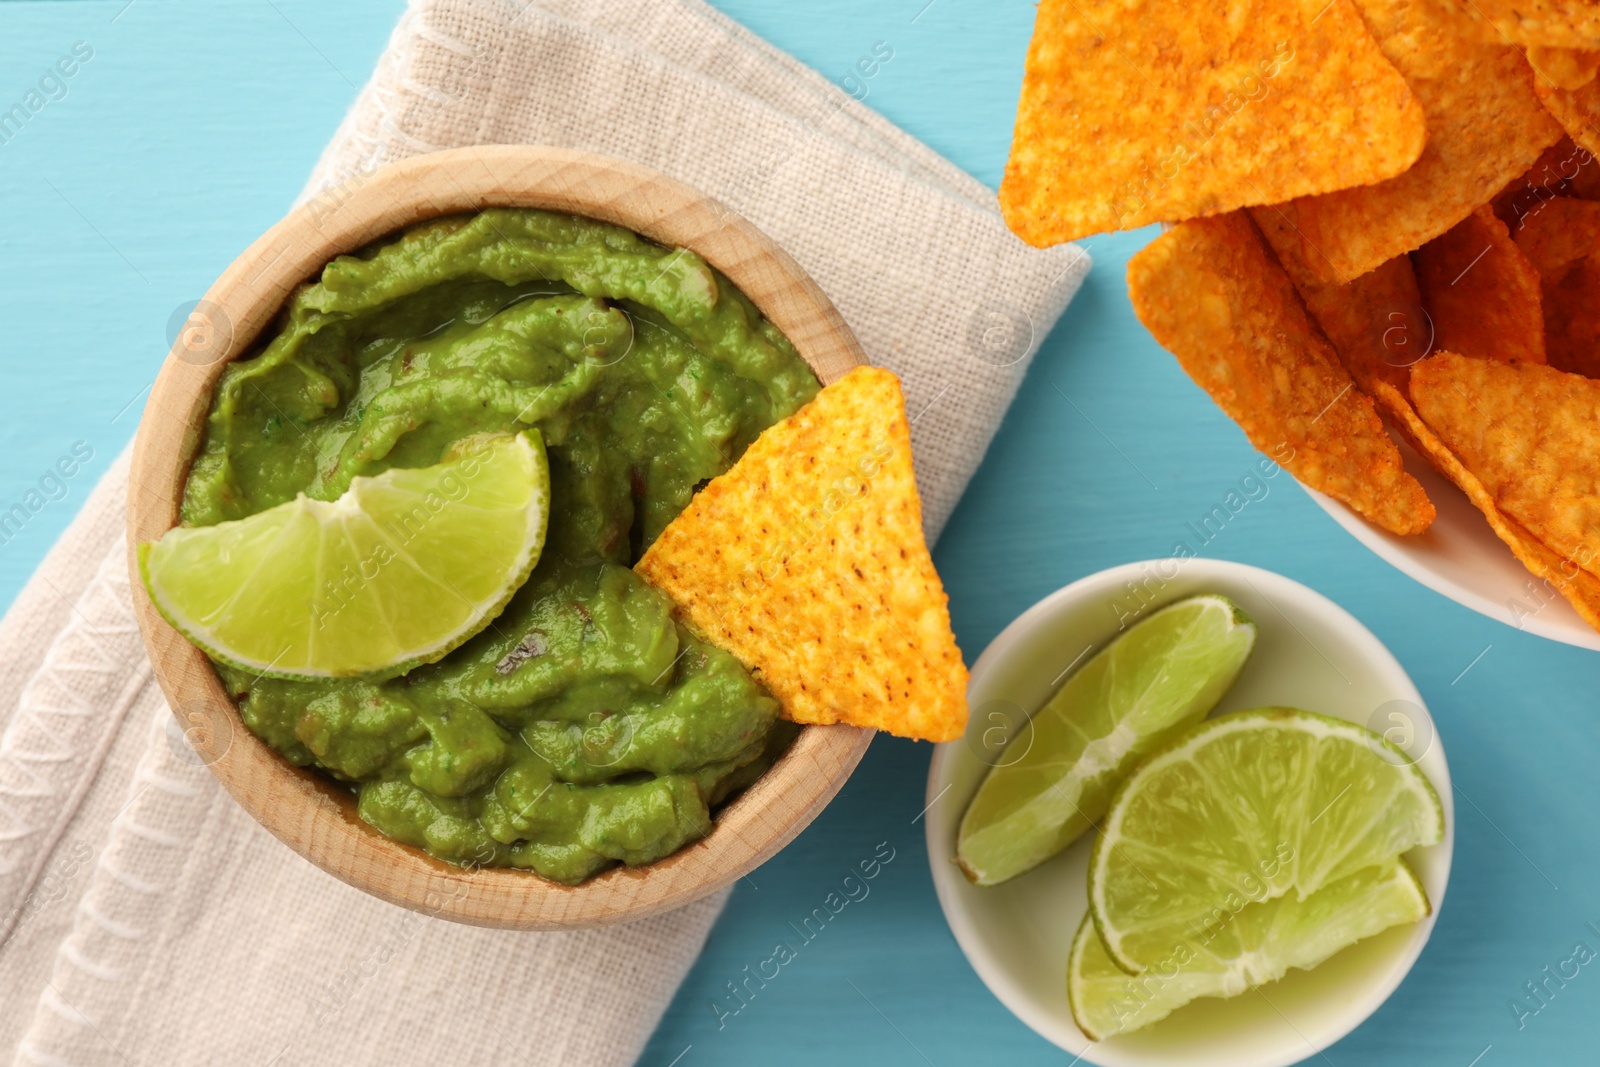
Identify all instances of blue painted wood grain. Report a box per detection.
[0,2,1592,1064]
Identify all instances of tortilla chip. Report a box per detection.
[1413,206,1547,365]
[1491,137,1600,225]
[1512,196,1600,375]
[1410,353,1600,585]
[1372,379,1600,632]
[1513,194,1600,270]
[1529,45,1600,89]
[997,0,1426,245]
[1251,209,1446,462]
[1499,136,1584,196]
[1253,207,1428,397]
[1434,0,1600,48]
[635,367,968,743]
[1265,0,1562,284]
[1570,151,1600,199]
[1128,213,1434,535]
[1541,259,1600,376]
[1535,73,1600,158]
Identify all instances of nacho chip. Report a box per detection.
[1529,45,1600,89]
[1491,136,1599,225]
[1534,72,1600,158]
[1413,206,1547,364]
[1512,196,1600,375]
[1265,0,1562,283]
[997,0,1426,246]
[1410,353,1600,583]
[1513,194,1600,270]
[1372,379,1600,631]
[1249,209,1442,501]
[1541,259,1600,376]
[635,367,968,743]
[1434,0,1600,48]
[1569,149,1600,199]
[1128,213,1434,535]
[1253,207,1428,396]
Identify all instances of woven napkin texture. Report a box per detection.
[0,1,1087,1065]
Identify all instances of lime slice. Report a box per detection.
[139,432,550,678]
[956,595,1257,886]
[1069,860,1430,1040]
[1089,707,1445,973]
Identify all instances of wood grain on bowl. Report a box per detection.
[125,146,873,930]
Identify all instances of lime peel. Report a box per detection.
[140,432,550,679]
[1069,859,1430,1040]
[957,594,1258,886]
[1088,706,1445,976]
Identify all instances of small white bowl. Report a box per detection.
[925,558,1453,1067]
[1304,439,1600,652]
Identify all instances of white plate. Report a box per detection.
[1304,437,1600,651]
[926,559,1454,1067]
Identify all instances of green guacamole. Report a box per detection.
[182,208,818,884]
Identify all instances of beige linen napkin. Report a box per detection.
[0,2,1087,1064]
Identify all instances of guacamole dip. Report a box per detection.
[182,208,818,884]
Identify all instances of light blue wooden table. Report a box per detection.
[1,2,1594,1064]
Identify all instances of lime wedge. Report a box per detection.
[1089,707,1445,974]
[957,595,1257,886]
[139,432,550,678]
[1069,860,1430,1040]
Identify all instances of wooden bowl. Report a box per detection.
[126,145,874,929]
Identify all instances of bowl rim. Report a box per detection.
[125,144,873,930]
[924,557,1455,1066]
[1302,477,1600,652]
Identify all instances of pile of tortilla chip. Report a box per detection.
[638,367,970,742]
[1002,0,1600,633]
